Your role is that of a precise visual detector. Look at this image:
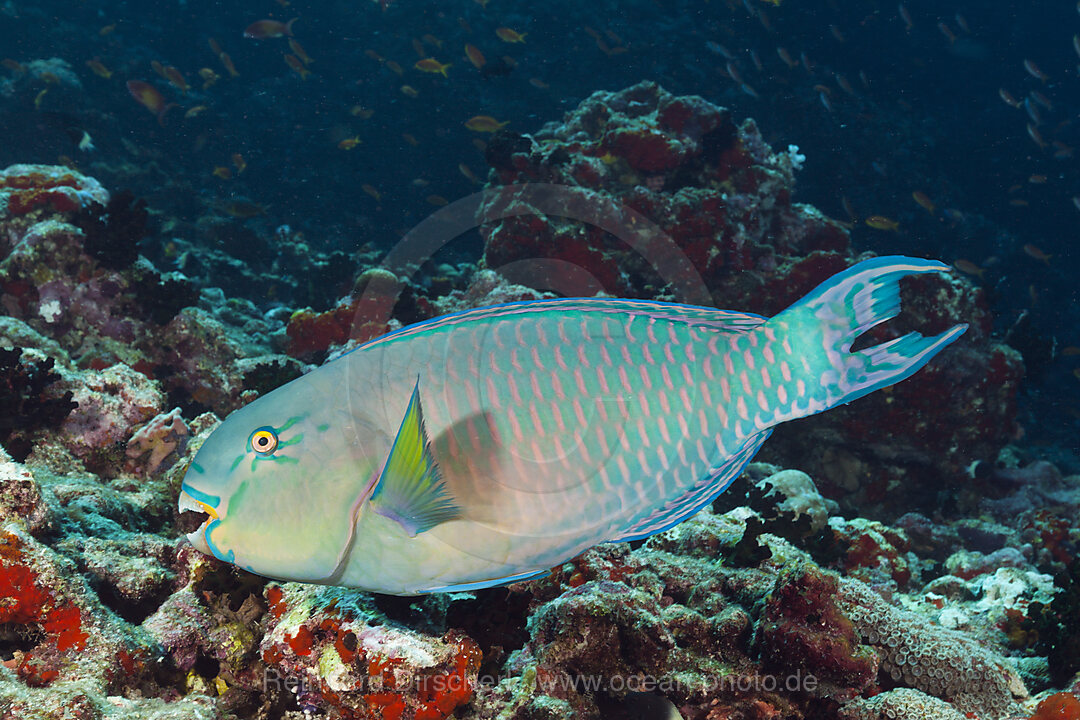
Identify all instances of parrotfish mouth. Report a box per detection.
[177,489,214,554]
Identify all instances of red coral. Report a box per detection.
[285,297,391,358]
[413,636,482,720]
[1030,692,1080,720]
[0,531,88,684]
[602,127,684,172]
[286,625,315,656]
[266,584,286,619]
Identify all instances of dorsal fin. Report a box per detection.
[361,297,767,352]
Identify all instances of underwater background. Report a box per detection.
[0,0,1079,718]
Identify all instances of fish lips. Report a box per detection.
[177,489,214,555]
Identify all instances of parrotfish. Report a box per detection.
[179,256,966,595]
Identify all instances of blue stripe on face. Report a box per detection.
[181,482,221,509]
[202,518,235,563]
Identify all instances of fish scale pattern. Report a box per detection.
[836,578,1024,718]
[400,299,795,544]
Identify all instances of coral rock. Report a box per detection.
[0,164,108,220]
[837,577,1027,718]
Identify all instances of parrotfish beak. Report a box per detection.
[177,489,215,555]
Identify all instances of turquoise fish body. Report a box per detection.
[179,256,966,594]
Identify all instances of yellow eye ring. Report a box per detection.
[250,428,278,455]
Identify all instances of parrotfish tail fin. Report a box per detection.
[779,256,968,413]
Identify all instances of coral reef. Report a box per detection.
[0,85,1061,720]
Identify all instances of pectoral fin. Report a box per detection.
[371,379,462,536]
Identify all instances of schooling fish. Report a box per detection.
[179,256,966,595]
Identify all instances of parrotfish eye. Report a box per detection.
[250,427,279,455]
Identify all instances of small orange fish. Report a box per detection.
[284,53,310,78]
[998,88,1020,108]
[953,259,985,279]
[127,80,167,116]
[1026,123,1046,149]
[244,18,297,39]
[362,184,381,202]
[350,105,375,119]
[464,115,508,132]
[426,194,449,206]
[338,136,361,150]
[164,66,188,94]
[231,153,247,173]
[938,21,956,44]
[213,166,233,180]
[912,191,935,214]
[422,34,442,49]
[458,163,480,184]
[464,44,486,69]
[1061,346,1080,356]
[400,85,419,97]
[223,201,267,218]
[219,52,239,77]
[1,59,26,74]
[86,59,112,79]
[99,24,116,36]
[776,47,797,68]
[1022,243,1051,264]
[386,61,404,76]
[199,68,220,89]
[1030,90,1053,111]
[402,133,419,146]
[529,77,549,89]
[184,105,208,118]
[495,27,526,43]
[864,215,899,231]
[1023,58,1048,83]
[1027,174,1047,184]
[151,60,167,78]
[208,38,224,55]
[414,58,451,76]
[365,49,385,63]
[288,38,313,64]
